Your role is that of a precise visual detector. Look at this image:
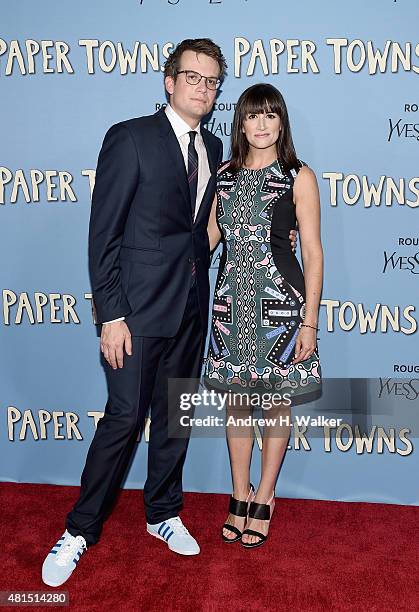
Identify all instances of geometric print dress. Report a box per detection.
[203,159,322,406]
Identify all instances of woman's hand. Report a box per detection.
[292,326,317,364]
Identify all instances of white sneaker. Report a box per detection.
[146,516,200,555]
[42,530,87,587]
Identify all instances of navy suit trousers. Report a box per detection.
[66,284,204,546]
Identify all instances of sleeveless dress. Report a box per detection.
[203,159,322,406]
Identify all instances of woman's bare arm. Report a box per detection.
[207,194,221,252]
[292,165,324,362]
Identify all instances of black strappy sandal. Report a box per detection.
[241,492,275,549]
[222,483,255,543]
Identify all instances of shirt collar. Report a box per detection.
[165,103,201,140]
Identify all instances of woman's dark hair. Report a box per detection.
[229,83,298,173]
[164,38,227,82]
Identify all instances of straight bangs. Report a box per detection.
[239,87,282,119]
[229,83,299,173]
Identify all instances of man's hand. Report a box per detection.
[101,321,132,369]
[289,228,298,252]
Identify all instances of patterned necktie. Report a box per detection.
[187,131,198,218]
[187,131,198,284]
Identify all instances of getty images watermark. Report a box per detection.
[176,389,342,429]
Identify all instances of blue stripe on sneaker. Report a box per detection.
[161,525,171,539]
[166,530,174,541]
[50,550,57,554]
[158,522,166,536]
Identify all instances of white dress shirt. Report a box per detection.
[164,103,211,220]
[103,104,211,325]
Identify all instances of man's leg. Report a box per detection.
[65,335,164,546]
[144,285,205,524]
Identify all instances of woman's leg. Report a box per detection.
[223,396,254,540]
[241,400,291,545]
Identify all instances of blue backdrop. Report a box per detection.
[1,0,418,505]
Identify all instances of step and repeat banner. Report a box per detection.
[1,0,418,505]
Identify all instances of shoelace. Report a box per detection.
[56,535,86,566]
[165,517,190,536]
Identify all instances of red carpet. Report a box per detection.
[1,483,418,611]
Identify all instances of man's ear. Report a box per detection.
[165,75,175,96]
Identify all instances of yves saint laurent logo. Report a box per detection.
[388,103,419,142]
[378,378,419,401]
[382,237,419,274]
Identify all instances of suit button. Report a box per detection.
[188,257,193,263]
[196,257,201,263]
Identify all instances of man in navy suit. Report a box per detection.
[43,39,226,586]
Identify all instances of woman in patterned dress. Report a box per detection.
[204,83,323,548]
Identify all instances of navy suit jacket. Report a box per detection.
[88,108,223,337]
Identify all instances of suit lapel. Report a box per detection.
[195,129,217,225]
[201,128,217,178]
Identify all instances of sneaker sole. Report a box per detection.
[146,528,200,555]
[42,574,70,588]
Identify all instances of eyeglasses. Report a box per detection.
[176,70,221,90]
